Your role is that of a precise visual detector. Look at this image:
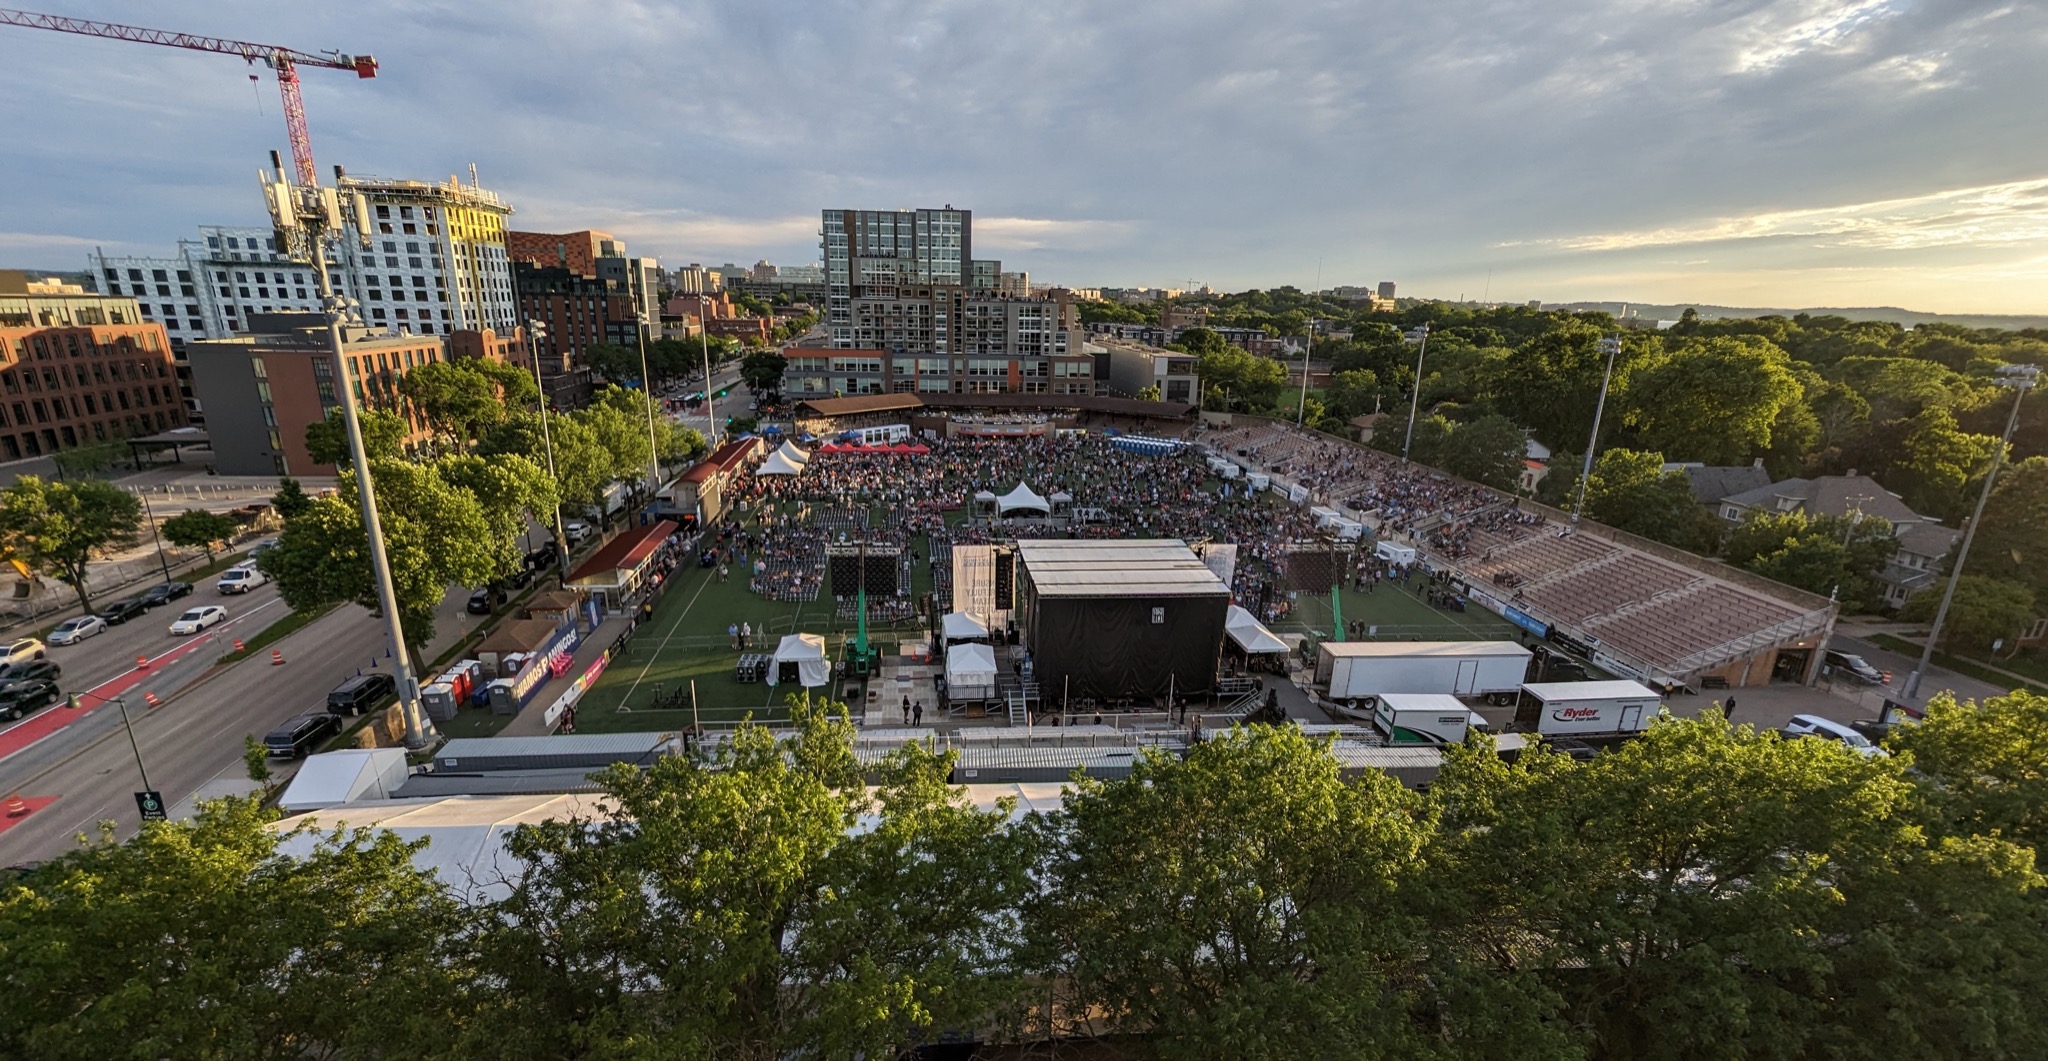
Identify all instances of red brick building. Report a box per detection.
[449,326,526,365]
[505,230,621,279]
[0,272,185,460]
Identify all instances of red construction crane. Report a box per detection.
[0,7,375,188]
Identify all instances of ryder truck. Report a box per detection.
[1516,679,1663,736]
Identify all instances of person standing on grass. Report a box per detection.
[729,622,739,650]
[741,621,752,648]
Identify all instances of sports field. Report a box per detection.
[570,497,1538,735]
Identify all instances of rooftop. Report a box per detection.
[1015,538,1229,598]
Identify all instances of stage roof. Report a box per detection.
[1015,539,1229,598]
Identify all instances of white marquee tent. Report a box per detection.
[775,440,811,465]
[941,611,990,643]
[757,447,809,476]
[945,641,1000,700]
[768,632,831,687]
[1225,605,1290,655]
[997,482,1051,516]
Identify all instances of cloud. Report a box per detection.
[971,217,1139,252]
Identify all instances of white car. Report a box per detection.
[3,637,46,665]
[1783,713,1887,758]
[46,616,107,646]
[216,564,269,594]
[563,520,592,544]
[168,605,228,636]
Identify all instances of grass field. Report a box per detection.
[569,496,1544,735]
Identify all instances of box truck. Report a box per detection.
[1316,641,1533,706]
[1373,692,1489,745]
[1517,679,1662,736]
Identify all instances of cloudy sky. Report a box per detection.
[4,0,2047,312]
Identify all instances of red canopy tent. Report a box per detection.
[889,443,914,454]
[907,443,932,454]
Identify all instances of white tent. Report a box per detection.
[941,611,990,642]
[278,749,409,813]
[996,482,1051,516]
[775,440,811,466]
[1225,605,1290,655]
[945,641,1000,700]
[757,448,808,476]
[1048,490,1073,508]
[768,632,831,687]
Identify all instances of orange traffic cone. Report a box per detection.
[135,654,149,670]
[233,639,246,653]
[143,691,162,709]
[271,649,285,666]
[4,792,25,818]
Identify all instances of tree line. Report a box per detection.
[3,693,2043,1059]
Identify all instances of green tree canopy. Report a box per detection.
[1900,575,2036,652]
[1721,509,1899,611]
[157,508,237,564]
[1437,413,1529,491]
[1623,336,1804,465]
[0,475,142,613]
[269,477,313,520]
[1576,448,1716,550]
[304,407,407,467]
[739,348,788,398]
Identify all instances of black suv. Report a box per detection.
[139,581,193,608]
[0,679,59,722]
[0,659,61,684]
[326,672,396,717]
[467,588,495,615]
[98,597,150,625]
[264,713,341,758]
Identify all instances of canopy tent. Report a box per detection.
[941,610,991,642]
[996,482,1051,516]
[1225,605,1290,655]
[944,641,1000,699]
[907,443,931,454]
[1048,490,1073,506]
[756,448,808,476]
[768,633,831,687]
[774,440,811,465]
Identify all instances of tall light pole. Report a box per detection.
[1571,335,1624,527]
[1400,323,1430,463]
[699,312,719,444]
[1903,363,2038,701]
[262,155,434,749]
[526,320,571,578]
[67,691,152,796]
[137,490,173,585]
[634,311,662,494]
[1295,321,1313,426]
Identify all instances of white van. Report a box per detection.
[216,563,269,594]
[1783,713,1886,757]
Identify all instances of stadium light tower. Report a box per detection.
[1399,323,1430,464]
[1903,363,2038,701]
[1571,335,1625,526]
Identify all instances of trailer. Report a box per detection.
[1372,692,1488,745]
[1316,640,1533,706]
[1517,679,1662,736]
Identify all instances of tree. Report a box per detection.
[49,440,125,479]
[1890,690,2048,853]
[578,341,641,385]
[1134,383,1161,402]
[467,699,1032,1058]
[1579,448,1715,550]
[1323,368,1380,421]
[1722,509,1899,611]
[304,407,407,467]
[1960,456,2048,599]
[1193,344,1286,411]
[0,475,142,614]
[395,358,532,442]
[0,797,471,1059]
[270,477,312,520]
[1900,576,2036,652]
[435,453,562,579]
[739,348,787,398]
[1622,336,1804,465]
[158,508,237,564]
[242,734,272,784]
[1437,413,1529,491]
[1024,727,1429,1059]
[1894,407,2002,521]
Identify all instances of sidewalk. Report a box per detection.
[498,615,635,737]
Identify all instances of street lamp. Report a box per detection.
[1400,323,1430,463]
[137,489,173,585]
[526,320,571,578]
[1296,321,1314,427]
[66,691,156,814]
[635,311,663,495]
[699,311,719,445]
[1903,363,2039,701]
[1571,335,1625,527]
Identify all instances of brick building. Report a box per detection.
[448,326,525,364]
[186,313,446,476]
[511,263,636,376]
[506,229,621,279]
[0,271,185,460]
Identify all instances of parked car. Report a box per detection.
[46,616,107,645]
[216,564,269,594]
[263,713,342,758]
[168,605,228,636]
[326,672,396,717]
[1824,650,1886,685]
[525,542,561,571]
[251,538,281,555]
[0,679,60,722]
[466,588,495,615]
[502,565,534,590]
[563,520,592,544]
[3,638,46,666]
[1782,713,1887,757]
[0,659,61,684]
[98,597,150,625]
[139,581,193,608]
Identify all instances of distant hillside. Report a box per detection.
[1545,301,2048,332]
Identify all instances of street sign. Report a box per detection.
[134,790,166,822]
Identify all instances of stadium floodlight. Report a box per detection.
[1400,323,1431,464]
[1903,363,2038,700]
[1571,336,1625,527]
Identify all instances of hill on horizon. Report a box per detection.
[1546,300,2048,332]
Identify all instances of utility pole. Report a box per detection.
[1903,364,2038,701]
[1400,323,1430,464]
[1571,335,1624,526]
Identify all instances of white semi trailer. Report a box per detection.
[1373,692,1489,745]
[1316,641,1533,707]
[1517,679,1663,736]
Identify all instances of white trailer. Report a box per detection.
[1519,679,1662,736]
[1373,692,1489,746]
[1316,641,1533,706]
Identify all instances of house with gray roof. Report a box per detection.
[1715,473,1948,609]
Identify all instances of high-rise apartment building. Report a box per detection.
[823,206,977,349]
[511,263,636,375]
[0,271,186,460]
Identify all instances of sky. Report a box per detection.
[4,1,2048,313]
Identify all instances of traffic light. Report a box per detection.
[718,388,729,397]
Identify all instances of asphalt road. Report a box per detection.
[0,600,393,864]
